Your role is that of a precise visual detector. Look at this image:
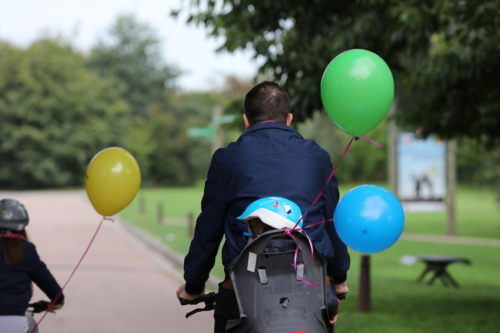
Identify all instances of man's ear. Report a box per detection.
[243,114,251,130]
[286,113,293,126]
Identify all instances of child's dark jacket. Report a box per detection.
[0,238,64,315]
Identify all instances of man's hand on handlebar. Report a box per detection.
[329,281,349,326]
[178,291,217,318]
[176,284,205,302]
[335,282,349,304]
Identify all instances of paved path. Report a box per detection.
[1,190,213,333]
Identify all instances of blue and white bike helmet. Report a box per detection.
[237,197,303,230]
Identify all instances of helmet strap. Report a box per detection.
[242,231,256,240]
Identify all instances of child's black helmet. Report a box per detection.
[0,199,29,232]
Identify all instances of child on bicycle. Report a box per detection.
[0,198,65,333]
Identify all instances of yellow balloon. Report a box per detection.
[85,147,141,216]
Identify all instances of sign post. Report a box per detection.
[388,103,398,195]
[187,106,236,153]
[446,140,457,236]
[357,255,371,313]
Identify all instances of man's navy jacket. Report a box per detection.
[184,122,350,294]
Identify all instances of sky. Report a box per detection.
[0,0,262,91]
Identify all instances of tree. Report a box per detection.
[87,14,178,116]
[299,113,388,183]
[398,1,500,146]
[178,0,500,145]
[124,91,229,187]
[150,91,229,185]
[87,14,217,186]
[0,39,130,188]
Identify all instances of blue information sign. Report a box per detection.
[397,133,447,212]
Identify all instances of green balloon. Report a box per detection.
[321,49,394,137]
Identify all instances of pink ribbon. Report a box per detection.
[304,219,334,230]
[357,136,383,147]
[283,228,320,286]
[286,136,382,286]
[30,217,113,333]
[282,218,333,286]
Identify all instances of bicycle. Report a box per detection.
[179,230,347,333]
[25,300,53,333]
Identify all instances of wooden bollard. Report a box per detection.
[157,203,163,224]
[139,197,145,215]
[357,255,371,313]
[188,212,194,238]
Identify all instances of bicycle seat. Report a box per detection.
[227,229,334,333]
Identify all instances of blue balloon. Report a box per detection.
[334,185,404,253]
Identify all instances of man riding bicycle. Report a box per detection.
[176,81,350,332]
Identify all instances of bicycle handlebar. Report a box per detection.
[27,301,50,314]
[179,292,217,318]
[179,291,345,319]
[179,292,217,306]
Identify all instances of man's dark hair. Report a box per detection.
[244,81,290,125]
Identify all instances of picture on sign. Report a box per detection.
[397,133,446,212]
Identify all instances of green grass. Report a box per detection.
[340,183,500,239]
[119,184,227,276]
[340,241,500,332]
[121,183,500,247]
[402,186,500,239]
[120,184,500,332]
[119,183,500,274]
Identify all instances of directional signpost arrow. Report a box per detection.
[187,127,215,140]
[187,106,237,153]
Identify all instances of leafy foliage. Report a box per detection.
[124,91,229,187]
[86,14,218,187]
[87,14,178,116]
[0,15,234,189]
[180,0,500,146]
[0,39,130,188]
[398,1,500,146]
[146,92,224,186]
[299,113,387,183]
[456,139,500,203]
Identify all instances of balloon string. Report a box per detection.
[286,136,382,285]
[292,136,382,231]
[305,218,334,229]
[357,136,383,147]
[29,217,113,333]
[309,137,356,208]
[281,218,333,286]
[283,228,320,287]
